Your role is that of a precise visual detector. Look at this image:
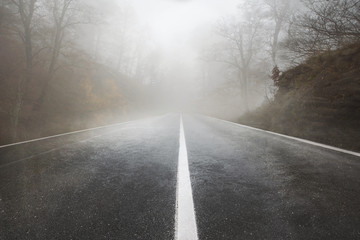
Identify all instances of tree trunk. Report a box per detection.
[239,69,249,112]
[37,23,62,107]
[9,0,37,140]
[11,78,24,141]
[271,22,282,66]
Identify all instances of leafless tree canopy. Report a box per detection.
[0,0,162,141]
[286,0,360,55]
[1,0,359,143]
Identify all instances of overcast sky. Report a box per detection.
[127,0,240,48]
[112,0,241,92]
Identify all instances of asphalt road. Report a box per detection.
[184,115,360,240]
[0,114,359,240]
[0,115,180,240]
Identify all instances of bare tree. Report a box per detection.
[0,1,9,29]
[286,0,360,56]
[211,15,263,111]
[264,0,292,66]
[8,0,37,140]
[304,0,359,42]
[112,6,135,74]
[37,0,93,106]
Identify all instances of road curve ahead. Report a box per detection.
[0,114,359,240]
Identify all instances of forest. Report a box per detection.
[195,0,360,119]
[0,0,359,147]
[0,0,163,144]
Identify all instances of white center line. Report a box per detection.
[175,115,198,240]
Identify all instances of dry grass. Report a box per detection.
[239,42,360,151]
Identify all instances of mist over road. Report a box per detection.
[0,114,359,240]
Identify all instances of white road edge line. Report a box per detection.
[204,115,360,158]
[0,115,164,149]
[0,122,133,149]
[175,115,198,240]
[0,127,126,169]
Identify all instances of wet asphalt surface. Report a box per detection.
[0,115,179,240]
[184,115,360,240]
[0,114,360,240]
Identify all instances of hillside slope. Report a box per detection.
[239,43,360,151]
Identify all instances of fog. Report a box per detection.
[117,0,242,99]
[1,2,360,239]
[111,0,266,115]
[0,0,295,143]
[131,0,239,45]
[2,0,358,144]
